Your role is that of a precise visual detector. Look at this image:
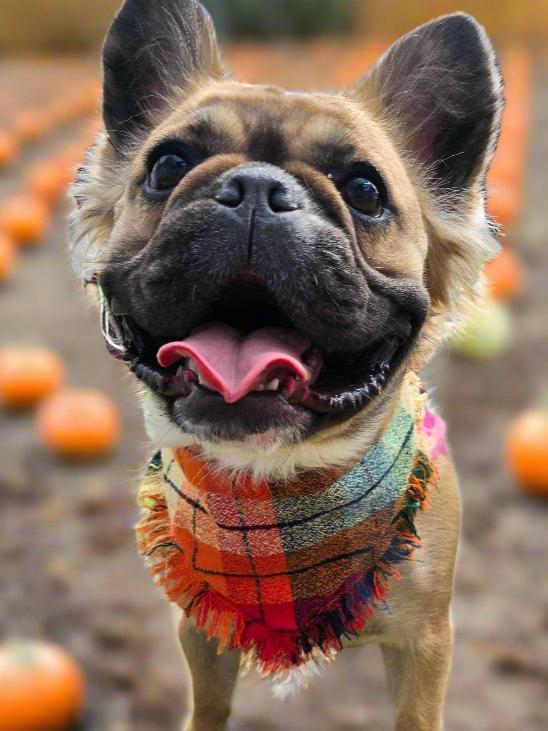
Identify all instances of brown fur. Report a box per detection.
[69,5,504,729]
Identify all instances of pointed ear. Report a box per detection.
[357,13,503,196]
[103,0,224,149]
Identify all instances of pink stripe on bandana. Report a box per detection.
[422,408,448,461]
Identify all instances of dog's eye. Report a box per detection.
[148,154,188,193]
[343,177,383,217]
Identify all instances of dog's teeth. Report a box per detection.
[256,378,280,393]
[187,359,198,374]
[198,372,208,387]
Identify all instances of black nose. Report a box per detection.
[215,164,303,214]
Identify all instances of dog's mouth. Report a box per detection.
[100,278,414,417]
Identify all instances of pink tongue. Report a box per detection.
[157,325,311,403]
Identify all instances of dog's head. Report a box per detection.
[71,0,502,471]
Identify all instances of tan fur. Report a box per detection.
[70,9,504,729]
[76,86,471,729]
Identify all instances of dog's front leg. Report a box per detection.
[380,616,452,731]
[179,617,241,731]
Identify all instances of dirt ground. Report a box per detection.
[1,53,547,731]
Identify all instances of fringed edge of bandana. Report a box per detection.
[136,450,438,677]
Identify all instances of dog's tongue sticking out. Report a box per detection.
[157,325,311,403]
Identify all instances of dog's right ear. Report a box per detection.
[103,0,223,150]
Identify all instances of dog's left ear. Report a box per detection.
[103,0,224,150]
[357,13,503,197]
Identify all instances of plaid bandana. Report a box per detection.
[136,373,446,677]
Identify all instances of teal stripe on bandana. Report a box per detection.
[273,405,416,554]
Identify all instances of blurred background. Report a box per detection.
[0,1,547,730]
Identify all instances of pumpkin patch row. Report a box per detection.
[444,49,548,497]
[0,101,120,465]
[0,136,120,461]
[450,47,533,362]
[0,78,111,731]
[0,81,99,168]
[0,344,121,460]
[484,46,532,301]
[0,127,96,283]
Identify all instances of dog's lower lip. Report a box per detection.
[130,361,192,397]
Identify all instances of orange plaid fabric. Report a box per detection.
[136,374,444,675]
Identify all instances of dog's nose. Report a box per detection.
[215,165,303,213]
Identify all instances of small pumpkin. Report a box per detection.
[37,388,120,459]
[0,233,18,282]
[0,640,85,731]
[0,195,51,246]
[0,130,20,167]
[484,247,523,300]
[506,409,548,498]
[0,346,65,409]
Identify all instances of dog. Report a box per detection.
[70,2,503,729]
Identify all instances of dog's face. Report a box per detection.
[98,84,431,445]
[71,1,502,462]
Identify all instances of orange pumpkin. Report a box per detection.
[0,346,65,409]
[0,640,85,731]
[38,388,120,459]
[0,233,18,281]
[485,248,523,300]
[0,130,20,167]
[506,410,548,497]
[0,195,51,246]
